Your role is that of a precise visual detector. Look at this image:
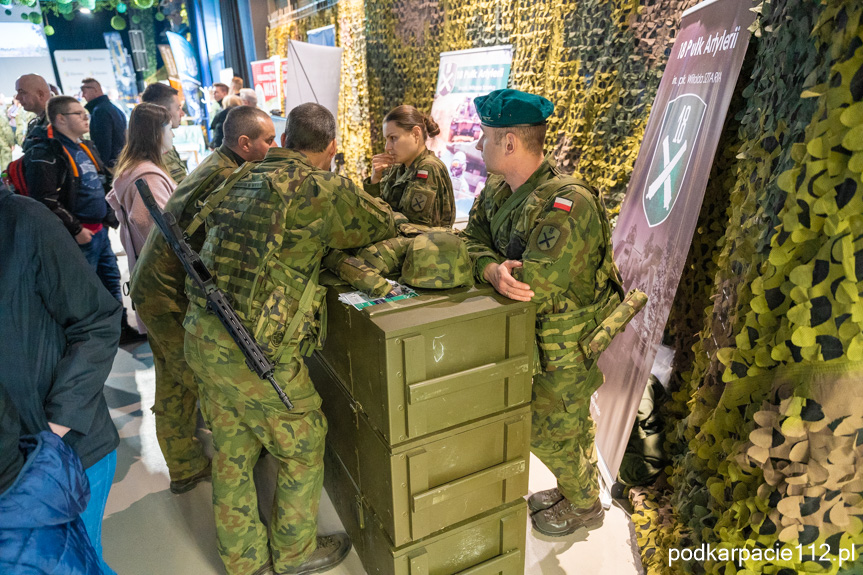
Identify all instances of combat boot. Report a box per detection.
[527,487,564,513]
[169,461,212,494]
[531,498,604,537]
[279,533,352,575]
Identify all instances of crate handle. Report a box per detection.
[407,355,530,404]
[411,457,526,512]
[452,549,522,575]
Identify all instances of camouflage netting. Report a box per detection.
[265,1,863,572]
[634,1,863,574]
[267,5,370,183]
[364,0,698,219]
[336,0,373,183]
[269,0,697,216]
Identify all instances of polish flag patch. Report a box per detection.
[553,197,573,212]
[416,170,429,179]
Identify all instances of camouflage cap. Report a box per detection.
[400,231,474,289]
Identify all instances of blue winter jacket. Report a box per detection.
[0,431,100,574]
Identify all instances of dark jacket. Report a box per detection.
[22,123,118,237]
[210,105,231,148]
[0,387,24,495]
[85,94,127,168]
[0,186,121,469]
[22,113,48,153]
[0,430,100,574]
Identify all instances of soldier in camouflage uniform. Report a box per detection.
[184,103,396,575]
[141,82,188,184]
[462,89,624,537]
[326,106,453,297]
[130,107,278,495]
[364,105,454,227]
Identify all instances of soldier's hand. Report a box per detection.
[484,260,533,301]
[370,153,395,184]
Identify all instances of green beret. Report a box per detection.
[474,89,554,127]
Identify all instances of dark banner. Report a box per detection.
[593,0,756,486]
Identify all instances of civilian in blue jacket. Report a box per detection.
[0,386,102,575]
[81,78,127,169]
[0,182,121,575]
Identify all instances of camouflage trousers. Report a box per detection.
[185,333,327,575]
[530,364,604,509]
[138,309,208,482]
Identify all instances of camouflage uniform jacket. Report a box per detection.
[164,146,188,184]
[130,145,245,317]
[363,149,455,227]
[184,147,396,374]
[462,154,623,371]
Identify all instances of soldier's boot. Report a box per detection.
[279,533,352,575]
[527,487,565,513]
[169,460,212,494]
[531,498,604,537]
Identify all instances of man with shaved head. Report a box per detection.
[128,106,277,495]
[14,74,51,148]
[81,78,127,168]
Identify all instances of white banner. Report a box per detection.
[428,45,513,221]
[54,49,118,97]
[282,40,342,121]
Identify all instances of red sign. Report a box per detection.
[281,58,290,101]
[251,59,280,102]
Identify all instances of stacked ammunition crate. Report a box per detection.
[306,284,536,575]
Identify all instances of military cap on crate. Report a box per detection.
[400,231,474,289]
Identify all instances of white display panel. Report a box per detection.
[0,4,56,98]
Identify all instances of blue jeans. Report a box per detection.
[79,227,126,324]
[82,450,118,575]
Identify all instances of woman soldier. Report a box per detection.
[364,105,455,227]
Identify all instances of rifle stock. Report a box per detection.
[134,178,294,410]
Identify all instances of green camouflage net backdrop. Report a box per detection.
[363,0,699,219]
[266,0,863,572]
[635,1,863,574]
[268,0,696,218]
[267,6,373,184]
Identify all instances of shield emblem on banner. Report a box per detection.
[643,93,706,227]
[437,62,457,96]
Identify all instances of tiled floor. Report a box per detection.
[100,341,644,574]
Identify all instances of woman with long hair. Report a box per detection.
[107,102,176,280]
[364,105,455,227]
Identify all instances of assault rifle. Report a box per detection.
[135,178,294,410]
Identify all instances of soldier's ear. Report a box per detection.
[280,132,287,147]
[505,132,516,155]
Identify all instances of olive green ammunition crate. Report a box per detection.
[309,352,531,547]
[324,446,527,575]
[318,285,536,445]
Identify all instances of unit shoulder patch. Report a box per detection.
[535,224,562,252]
